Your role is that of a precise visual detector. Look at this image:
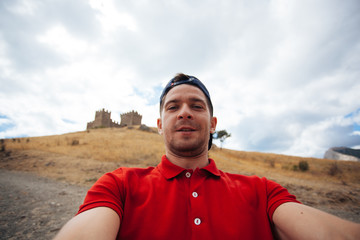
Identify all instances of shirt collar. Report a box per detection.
[157,155,221,179]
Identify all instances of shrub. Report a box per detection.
[292,165,298,171]
[299,161,309,172]
[328,162,342,176]
[0,139,4,152]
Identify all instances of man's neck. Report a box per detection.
[165,151,210,170]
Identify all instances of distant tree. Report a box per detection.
[213,130,231,149]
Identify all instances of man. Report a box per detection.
[55,74,360,239]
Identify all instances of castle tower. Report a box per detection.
[87,108,121,129]
[95,108,111,127]
[120,110,142,126]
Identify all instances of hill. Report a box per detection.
[324,147,360,161]
[1,126,360,222]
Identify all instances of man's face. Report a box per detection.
[157,84,217,157]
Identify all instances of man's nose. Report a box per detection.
[177,105,193,120]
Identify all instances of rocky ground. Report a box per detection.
[0,169,87,240]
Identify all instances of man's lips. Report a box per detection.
[176,126,196,132]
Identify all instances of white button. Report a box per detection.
[192,192,198,198]
[194,218,201,225]
[185,172,191,178]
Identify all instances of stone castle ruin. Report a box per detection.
[120,110,142,126]
[87,109,142,129]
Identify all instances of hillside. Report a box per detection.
[1,126,360,222]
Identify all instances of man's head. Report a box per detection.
[159,73,214,117]
[157,73,216,154]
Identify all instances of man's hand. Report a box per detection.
[53,207,120,240]
[273,202,360,240]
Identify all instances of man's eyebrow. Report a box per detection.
[164,99,180,106]
[189,97,206,104]
[165,98,206,106]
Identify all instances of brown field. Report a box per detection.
[1,126,360,222]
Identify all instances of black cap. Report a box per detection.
[160,74,214,150]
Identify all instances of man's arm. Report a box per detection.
[273,202,360,240]
[53,207,120,240]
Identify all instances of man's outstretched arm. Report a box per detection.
[273,202,360,240]
[53,207,120,240]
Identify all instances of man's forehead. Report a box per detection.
[164,84,207,103]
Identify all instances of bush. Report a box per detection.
[292,165,298,171]
[299,161,309,172]
[328,162,342,176]
[0,139,4,152]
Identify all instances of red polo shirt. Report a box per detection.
[78,155,300,239]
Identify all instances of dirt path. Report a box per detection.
[0,169,88,240]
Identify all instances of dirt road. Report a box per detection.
[0,169,88,240]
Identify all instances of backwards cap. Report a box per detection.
[160,75,213,114]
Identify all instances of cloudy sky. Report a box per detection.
[1,0,359,158]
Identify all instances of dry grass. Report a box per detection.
[4,127,165,166]
[210,148,360,186]
[2,126,360,222]
[2,126,359,187]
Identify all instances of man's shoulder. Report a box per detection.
[219,170,272,186]
[105,165,160,180]
[220,170,263,180]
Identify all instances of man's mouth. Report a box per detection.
[176,126,196,132]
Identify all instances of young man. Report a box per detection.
[55,74,360,239]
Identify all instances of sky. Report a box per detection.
[0,0,359,158]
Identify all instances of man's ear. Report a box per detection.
[210,116,217,133]
[157,118,163,135]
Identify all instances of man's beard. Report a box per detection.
[168,135,208,157]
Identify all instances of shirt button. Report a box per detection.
[192,192,198,198]
[185,172,191,178]
[194,218,201,225]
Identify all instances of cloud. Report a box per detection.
[0,0,359,158]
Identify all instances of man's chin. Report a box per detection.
[169,143,207,156]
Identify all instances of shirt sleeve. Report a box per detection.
[264,178,301,222]
[77,168,125,219]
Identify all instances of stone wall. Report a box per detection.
[87,109,121,129]
[87,109,142,129]
[120,110,142,126]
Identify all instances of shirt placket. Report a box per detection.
[186,169,206,239]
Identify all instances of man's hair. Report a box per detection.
[159,73,214,116]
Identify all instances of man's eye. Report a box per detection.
[167,106,177,110]
[193,105,204,109]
